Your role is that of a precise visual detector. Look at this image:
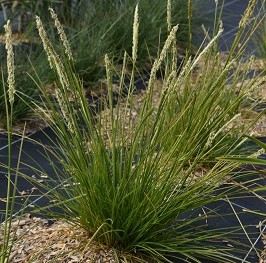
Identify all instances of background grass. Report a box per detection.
[0,0,201,125]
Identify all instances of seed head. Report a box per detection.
[205,131,216,148]
[49,7,73,61]
[132,4,139,64]
[36,16,54,69]
[239,0,257,28]
[148,24,179,90]
[4,20,15,105]
[36,16,70,89]
[55,88,74,133]
[250,148,265,159]
[167,0,172,33]
[188,0,192,19]
[104,54,112,84]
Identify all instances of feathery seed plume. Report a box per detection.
[173,56,192,89]
[239,0,257,28]
[119,51,128,88]
[48,54,73,132]
[148,24,179,90]
[205,131,216,148]
[104,54,114,110]
[53,57,74,132]
[4,20,15,105]
[251,75,266,89]
[250,148,265,159]
[55,88,74,133]
[36,16,70,89]
[53,54,71,91]
[167,0,172,33]
[49,7,73,61]
[36,16,54,69]
[132,4,139,64]
[188,0,192,19]
[104,54,112,85]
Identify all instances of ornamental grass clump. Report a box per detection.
[4,1,265,262]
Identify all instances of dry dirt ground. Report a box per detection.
[0,215,117,263]
[0,215,265,263]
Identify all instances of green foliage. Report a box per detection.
[1,0,266,262]
[162,53,245,163]
[25,1,265,261]
[32,56,247,262]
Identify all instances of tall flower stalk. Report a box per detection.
[1,20,17,263]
